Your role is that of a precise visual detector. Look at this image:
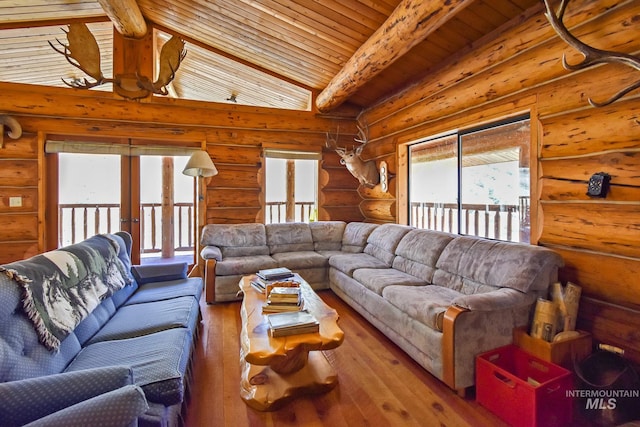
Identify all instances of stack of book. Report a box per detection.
[262,286,303,313]
[267,310,319,337]
[257,267,294,281]
[250,276,298,295]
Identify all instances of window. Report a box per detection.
[264,150,319,224]
[409,116,530,242]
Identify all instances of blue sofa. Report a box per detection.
[0,232,202,427]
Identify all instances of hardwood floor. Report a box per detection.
[182,289,508,427]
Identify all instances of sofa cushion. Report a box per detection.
[215,255,277,277]
[392,229,455,282]
[66,328,193,406]
[315,250,344,259]
[341,222,378,253]
[124,278,203,305]
[363,224,413,265]
[73,298,118,345]
[266,223,314,254]
[88,296,199,344]
[111,232,136,283]
[132,263,188,285]
[433,236,564,294]
[309,221,346,251]
[353,268,427,295]
[383,285,462,332]
[0,275,82,382]
[200,223,270,258]
[329,253,388,276]
[271,251,328,270]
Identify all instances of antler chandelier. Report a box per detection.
[49,23,186,100]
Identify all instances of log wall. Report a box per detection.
[359,0,640,362]
[0,132,42,262]
[0,82,362,264]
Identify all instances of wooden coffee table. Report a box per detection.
[239,274,344,411]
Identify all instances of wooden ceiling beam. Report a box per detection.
[97,0,147,38]
[315,0,475,113]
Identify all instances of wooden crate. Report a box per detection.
[513,326,592,370]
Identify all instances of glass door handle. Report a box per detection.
[132,218,140,223]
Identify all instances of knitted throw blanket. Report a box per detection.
[0,234,131,351]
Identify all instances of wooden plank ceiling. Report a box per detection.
[0,0,538,111]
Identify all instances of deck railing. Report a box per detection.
[265,201,315,224]
[410,197,530,242]
[58,202,195,253]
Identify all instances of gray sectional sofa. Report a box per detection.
[0,232,202,427]
[201,221,563,392]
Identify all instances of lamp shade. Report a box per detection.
[182,150,218,177]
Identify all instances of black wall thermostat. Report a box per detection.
[587,172,611,198]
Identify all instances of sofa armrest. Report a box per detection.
[131,262,188,285]
[0,366,137,426]
[441,294,535,392]
[204,258,217,304]
[451,288,536,312]
[24,385,148,427]
[200,245,222,261]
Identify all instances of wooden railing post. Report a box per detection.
[409,200,528,242]
[59,202,194,253]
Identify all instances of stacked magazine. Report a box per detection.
[267,310,319,337]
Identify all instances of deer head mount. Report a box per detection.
[326,125,380,189]
[49,23,186,100]
[543,0,640,107]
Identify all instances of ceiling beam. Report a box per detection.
[97,0,147,38]
[315,0,475,113]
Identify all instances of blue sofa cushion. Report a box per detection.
[0,235,132,350]
[0,366,136,426]
[66,328,193,406]
[124,278,203,305]
[88,296,199,344]
[132,263,188,285]
[0,272,83,382]
[24,384,148,427]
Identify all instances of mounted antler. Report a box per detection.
[542,0,640,107]
[354,123,369,144]
[49,23,186,100]
[326,124,379,188]
[48,23,110,89]
[137,35,187,95]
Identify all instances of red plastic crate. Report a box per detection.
[476,345,573,427]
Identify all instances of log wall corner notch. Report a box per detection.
[0,115,22,148]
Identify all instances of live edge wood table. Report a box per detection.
[239,274,344,411]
